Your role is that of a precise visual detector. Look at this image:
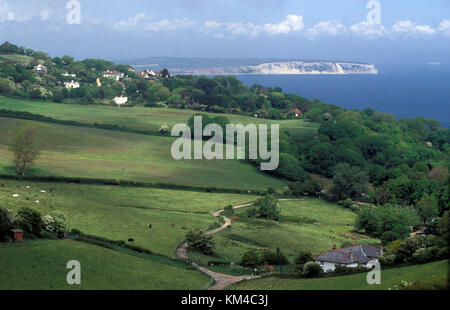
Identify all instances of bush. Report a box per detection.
[240,248,263,268]
[0,206,14,241]
[262,248,289,266]
[223,205,234,215]
[158,125,169,136]
[303,262,322,277]
[294,250,313,265]
[249,194,280,221]
[185,229,215,255]
[339,198,353,209]
[16,207,43,237]
[289,180,321,197]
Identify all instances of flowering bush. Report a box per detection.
[42,211,66,234]
[41,215,55,232]
[158,125,169,136]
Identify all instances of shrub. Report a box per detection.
[250,194,280,221]
[185,229,215,255]
[339,198,353,209]
[223,205,234,215]
[240,248,263,268]
[303,262,322,277]
[158,125,169,136]
[262,248,289,266]
[0,206,14,241]
[289,180,321,197]
[16,207,43,237]
[294,250,313,265]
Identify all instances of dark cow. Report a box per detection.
[149,224,152,229]
[128,238,134,242]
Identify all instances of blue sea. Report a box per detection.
[237,64,450,128]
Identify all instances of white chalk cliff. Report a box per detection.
[240,61,378,75]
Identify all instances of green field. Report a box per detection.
[0,178,256,257]
[188,199,379,266]
[0,117,287,190]
[231,259,449,290]
[0,54,34,65]
[0,239,209,290]
[0,96,319,139]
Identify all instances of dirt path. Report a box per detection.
[175,199,302,290]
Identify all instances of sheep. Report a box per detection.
[35,200,40,204]
[40,190,46,193]
[128,238,134,242]
[12,194,19,198]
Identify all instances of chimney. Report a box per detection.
[379,242,384,256]
[350,248,353,261]
[332,244,337,250]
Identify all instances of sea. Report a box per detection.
[236,63,450,128]
[121,57,450,127]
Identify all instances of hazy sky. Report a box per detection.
[0,0,449,64]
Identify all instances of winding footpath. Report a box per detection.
[176,199,302,290]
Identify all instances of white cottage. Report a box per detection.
[64,80,80,89]
[103,70,124,81]
[114,96,128,105]
[315,244,382,272]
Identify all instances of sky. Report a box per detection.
[0,0,449,65]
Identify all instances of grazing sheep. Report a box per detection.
[128,238,134,242]
[40,190,46,193]
[35,200,40,203]
[26,186,30,189]
[12,194,19,198]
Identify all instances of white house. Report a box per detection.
[63,72,76,78]
[114,96,128,105]
[64,80,80,89]
[103,70,124,81]
[315,244,382,272]
[34,64,47,75]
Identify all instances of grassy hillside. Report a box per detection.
[0,117,287,190]
[0,239,209,290]
[0,54,34,65]
[189,199,378,265]
[0,178,256,257]
[0,96,319,140]
[231,259,449,290]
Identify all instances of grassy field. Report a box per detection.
[0,96,319,140]
[0,54,34,65]
[0,239,210,290]
[0,178,256,257]
[189,199,378,265]
[231,260,449,290]
[0,117,287,190]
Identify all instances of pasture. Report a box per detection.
[189,199,378,265]
[0,178,256,257]
[0,239,209,290]
[0,96,319,140]
[0,117,287,190]
[231,259,449,290]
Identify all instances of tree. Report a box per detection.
[329,163,368,201]
[0,207,14,241]
[417,194,439,224]
[240,248,263,267]
[17,207,43,237]
[0,78,13,95]
[251,194,281,221]
[303,262,322,277]
[294,250,313,265]
[185,229,215,255]
[8,127,41,175]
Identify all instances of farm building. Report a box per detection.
[314,244,382,272]
[11,229,24,242]
[64,80,80,89]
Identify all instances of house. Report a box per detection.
[63,72,76,78]
[314,244,382,272]
[64,80,80,89]
[137,70,150,79]
[290,108,302,117]
[103,70,124,81]
[114,96,128,105]
[34,64,47,75]
[410,226,427,237]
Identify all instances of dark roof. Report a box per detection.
[11,229,23,233]
[315,245,380,264]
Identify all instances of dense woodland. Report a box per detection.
[1,41,449,245]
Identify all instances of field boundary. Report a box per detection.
[0,175,264,195]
